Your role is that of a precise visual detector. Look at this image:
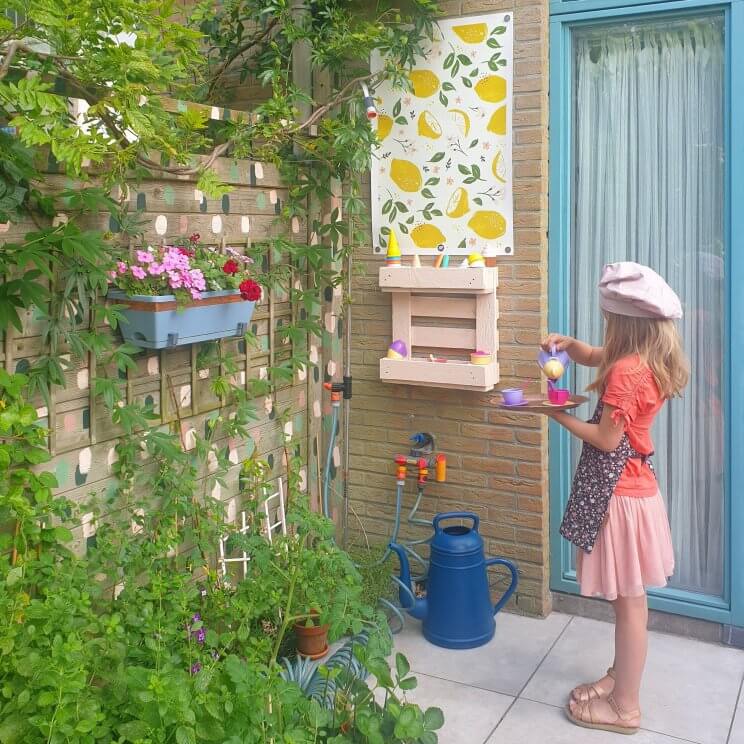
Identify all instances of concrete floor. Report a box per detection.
[395,612,744,744]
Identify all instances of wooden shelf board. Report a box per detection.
[379,358,500,392]
[379,266,498,293]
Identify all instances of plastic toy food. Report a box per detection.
[467,253,485,267]
[542,358,565,380]
[386,231,401,266]
[470,350,491,365]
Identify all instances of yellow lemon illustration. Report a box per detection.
[448,108,471,138]
[453,22,488,44]
[492,150,507,183]
[417,111,442,139]
[445,187,469,218]
[409,69,440,98]
[487,106,507,136]
[411,223,446,249]
[376,114,393,141]
[474,75,507,104]
[467,210,507,240]
[390,159,423,193]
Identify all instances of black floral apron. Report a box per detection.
[559,400,655,553]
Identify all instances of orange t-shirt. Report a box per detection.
[601,355,664,497]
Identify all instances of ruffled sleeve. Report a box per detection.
[602,357,655,426]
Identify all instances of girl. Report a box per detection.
[541,262,689,735]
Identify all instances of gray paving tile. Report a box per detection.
[403,673,513,744]
[393,611,570,696]
[730,707,744,744]
[523,615,744,744]
[487,698,696,744]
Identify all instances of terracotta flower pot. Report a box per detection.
[294,618,329,659]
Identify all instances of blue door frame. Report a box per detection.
[548,0,744,626]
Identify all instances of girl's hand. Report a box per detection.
[541,333,575,353]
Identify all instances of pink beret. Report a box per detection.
[598,262,682,320]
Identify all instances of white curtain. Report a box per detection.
[569,16,725,597]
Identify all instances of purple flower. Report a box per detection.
[194,628,206,644]
[190,662,202,675]
[136,250,154,264]
[192,613,201,623]
[131,266,147,280]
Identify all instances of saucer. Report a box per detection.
[502,400,529,407]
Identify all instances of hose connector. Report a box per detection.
[361,83,377,120]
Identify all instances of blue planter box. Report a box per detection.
[108,289,256,349]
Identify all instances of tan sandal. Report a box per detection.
[571,666,615,703]
[565,693,640,735]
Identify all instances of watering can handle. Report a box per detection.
[433,511,479,533]
[485,557,519,615]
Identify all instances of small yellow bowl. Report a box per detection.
[470,351,492,365]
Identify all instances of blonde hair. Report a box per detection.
[588,312,690,399]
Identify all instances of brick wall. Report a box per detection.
[349,0,550,615]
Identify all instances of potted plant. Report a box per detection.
[293,609,331,659]
[107,234,262,349]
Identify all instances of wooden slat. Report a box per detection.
[379,358,499,392]
[475,294,498,353]
[391,293,412,351]
[411,295,475,320]
[411,326,475,350]
[379,266,498,293]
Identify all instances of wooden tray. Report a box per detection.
[497,394,589,413]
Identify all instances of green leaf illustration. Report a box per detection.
[487,38,501,49]
[421,188,435,199]
[395,201,409,212]
[442,82,456,92]
[457,54,472,65]
[493,25,506,34]
[424,177,440,186]
[458,164,470,175]
[438,91,448,107]
[395,116,408,125]
[382,199,393,215]
[469,139,479,148]
[393,99,402,117]
[430,152,445,162]
[444,52,455,69]
[461,77,473,88]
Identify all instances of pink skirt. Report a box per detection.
[577,491,675,601]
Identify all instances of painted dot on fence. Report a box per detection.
[207,449,218,473]
[162,185,175,206]
[193,188,203,202]
[226,498,237,523]
[332,446,341,468]
[259,367,268,380]
[179,384,191,408]
[136,192,147,210]
[309,345,319,364]
[107,447,117,472]
[291,217,300,234]
[230,163,240,182]
[78,447,92,475]
[55,460,70,486]
[283,421,293,441]
[313,400,321,418]
[309,231,319,245]
[211,482,221,500]
[211,215,223,234]
[267,453,274,469]
[198,368,210,380]
[269,189,278,205]
[221,195,230,214]
[82,408,90,430]
[313,366,319,383]
[63,414,76,433]
[324,312,336,333]
[297,365,307,383]
[200,196,208,214]
[264,396,273,415]
[255,192,267,210]
[36,406,48,419]
[255,162,264,180]
[52,213,68,227]
[299,467,307,492]
[76,368,89,390]
[179,214,189,233]
[183,427,197,450]
[155,214,168,235]
[210,106,220,120]
[229,448,239,465]
[240,216,250,233]
[15,358,29,373]
[82,512,95,539]
[147,356,159,375]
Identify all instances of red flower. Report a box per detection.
[189,233,200,244]
[239,279,261,302]
[222,259,239,275]
[178,246,194,257]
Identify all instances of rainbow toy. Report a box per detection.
[386,230,402,266]
[387,339,408,359]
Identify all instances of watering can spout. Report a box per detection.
[389,543,427,621]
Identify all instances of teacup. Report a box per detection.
[502,388,525,406]
[547,387,570,405]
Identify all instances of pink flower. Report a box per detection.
[190,288,202,300]
[482,142,491,151]
[136,250,153,263]
[108,270,117,280]
[189,269,206,290]
[148,262,165,276]
[131,266,147,280]
[117,261,128,274]
[168,270,183,289]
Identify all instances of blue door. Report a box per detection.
[548,0,744,625]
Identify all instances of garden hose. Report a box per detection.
[321,404,431,632]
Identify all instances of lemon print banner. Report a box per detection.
[371,13,513,256]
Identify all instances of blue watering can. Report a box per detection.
[390,511,518,649]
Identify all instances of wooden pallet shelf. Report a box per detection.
[378,266,500,392]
